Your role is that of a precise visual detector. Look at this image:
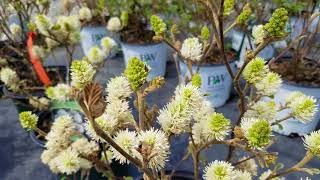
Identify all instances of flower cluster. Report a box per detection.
[85,75,134,142]
[241,118,272,149]
[87,46,106,65]
[158,84,204,134]
[264,8,288,37]
[244,100,278,120]
[41,115,98,174]
[150,15,167,36]
[252,25,266,44]
[107,17,122,32]
[243,57,282,96]
[204,160,252,180]
[180,37,203,61]
[224,0,235,16]
[46,84,71,101]
[79,7,92,22]
[70,60,96,89]
[304,130,320,157]
[124,57,149,91]
[19,111,38,130]
[286,92,318,123]
[236,4,252,25]
[0,67,20,91]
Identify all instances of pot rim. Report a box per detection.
[179,58,237,67]
[120,40,164,47]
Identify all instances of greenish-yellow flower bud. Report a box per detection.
[242,57,268,84]
[150,15,167,36]
[264,8,288,37]
[224,0,234,16]
[200,26,210,42]
[236,4,252,25]
[120,11,129,27]
[19,111,38,130]
[191,73,202,88]
[124,57,149,91]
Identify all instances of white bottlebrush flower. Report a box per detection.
[32,45,47,59]
[174,84,204,110]
[87,46,106,65]
[252,25,266,44]
[55,149,81,175]
[202,113,231,141]
[0,67,19,86]
[105,99,134,125]
[235,156,258,176]
[137,128,170,170]
[203,160,234,180]
[70,60,96,89]
[57,15,81,32]
[107,17,122,32]
[111,129,138,164]
[85,114,117,142]
[180,37,203,61]
[158,99,192,134]
[303,130,320,157]
[193,100,215,123]
[9,23,22,37]
[46,83,71,101]
[255,72,282,96]
[71,138,99,156]
[241,118,272,149]
[232,170,252,180]
[45,115,75,150]
[79,7,92,21]
[41,149,58,165]
[242,57,269,84]
[100,37,118,56]
[34,14,52,35]
[105,76,132,101]
[286,93,317,123]
[244,101,278,121]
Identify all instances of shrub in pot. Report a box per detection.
[23,3,320,179]
[268,1,320,136]
[149,3,255,107]
[77,1,120,58]
[104,0,170,81]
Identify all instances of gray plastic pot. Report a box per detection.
[80,26,119,58]
[121,42,168,81]
[179,60,237,108]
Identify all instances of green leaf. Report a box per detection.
[70,135,83,142]
[274,163,284,171]
[124,177,133,180]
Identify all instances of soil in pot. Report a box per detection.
[269,58,320,87]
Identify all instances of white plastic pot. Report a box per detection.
[80,26,119,58]
[179,61,237,108]
[121,42,168,81]
[273,83,320,136]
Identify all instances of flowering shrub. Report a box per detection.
[1,0,319,180]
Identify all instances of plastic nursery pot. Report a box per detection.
[30,110,53,148]
[179,60,237,108]
[273,82,320,136]
[121,42,168,81]
[80,26,119,58]
[2,86,44,113]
